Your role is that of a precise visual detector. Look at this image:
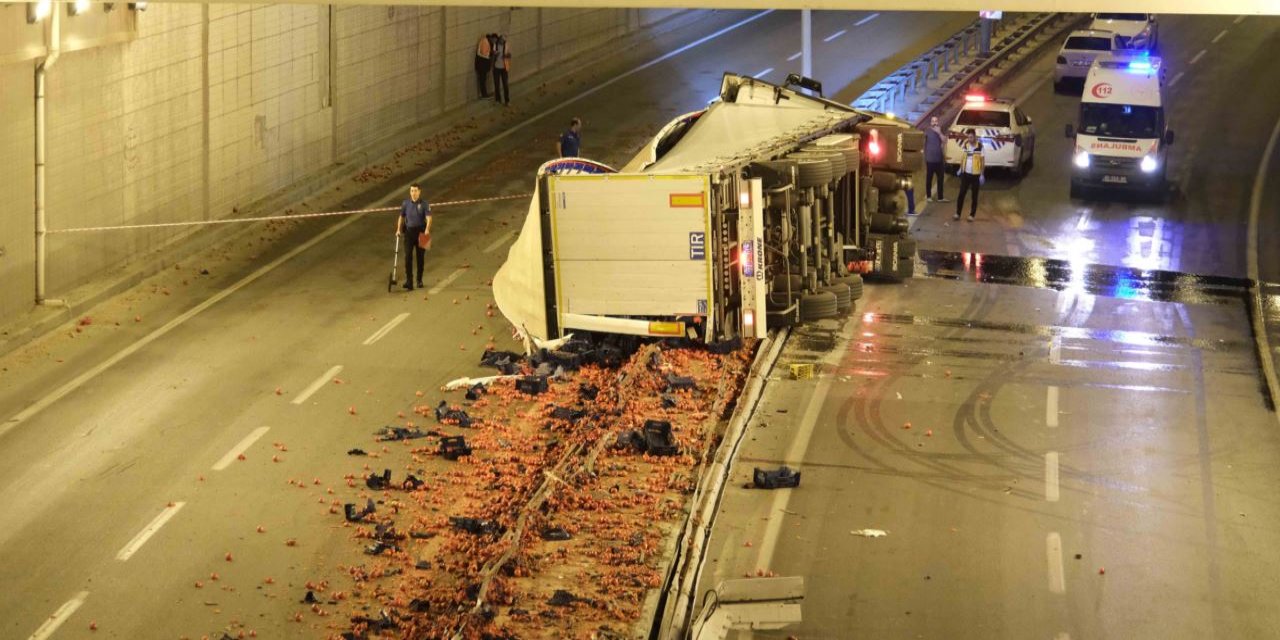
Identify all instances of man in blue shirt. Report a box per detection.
[556,118,582,158]
[395,183,431,290]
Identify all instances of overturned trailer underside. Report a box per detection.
[494,73,922,345]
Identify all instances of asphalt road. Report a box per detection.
[0,9,975,639]
[908,14,1280,281]
[696,275,1280,639]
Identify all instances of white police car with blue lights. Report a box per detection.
[944,94,1036,178]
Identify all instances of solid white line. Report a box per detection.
[1212,29,1228,44]
[1247,113,1280,428]
[362,312,410,346]
[1046,385,1060,428]
[1049,335,1062,365]
[482,230,515,253]
[1169,71,1186,87]
[1190,49,1207,65]
[211,426,271,471]
[823,29,847,42]
[855,12,881,26]
[1047,532,1066,594]
[753,67,775,78]
[292,365,343,405]
[787,51,803,62]
[756,375,834,568]
[1234,15,1246,24]
[0,8,777,444]
[427,268,468,295]
[1045,452,1060,502]
[27,591,89,640]
[116,502,185,561]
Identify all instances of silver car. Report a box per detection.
[1055,30,1120,92]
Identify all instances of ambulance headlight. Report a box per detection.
[1140,155,1158,173]
[1073,151,1090,169]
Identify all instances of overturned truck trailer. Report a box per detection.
[493,72,923,345]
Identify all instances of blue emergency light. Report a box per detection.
[1127,61,1152,71]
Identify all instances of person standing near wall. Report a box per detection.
[396,183,432,290]
[953,128,985,222]
[556,118,582,157]
[922,116,947,203]
[491,34,511,106]
[474,34,492,100]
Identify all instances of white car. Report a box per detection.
[1055,29,1120,91]
[1089,13,1158,51]
[944,95,1036,178]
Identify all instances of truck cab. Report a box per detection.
[1066,54,1173,200]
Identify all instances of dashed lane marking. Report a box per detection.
[855,13,880,26]
[1169,71,1185,87]
[787,51,803,61]
[211,426,271,471]
[292,365,343,405]
[1046,386,1060,428]
[1047,532,1066,594]
[1190,49,1207,65]
[1212,29,1228,44]
[753,67,775,78]
[27,591,89,640]
[824,29,847,42]
[363,313,410,346]
[1045,452,1061,502]
[1234,15,1245,24]
[428,268,468,295]
[482,230,515,253]
[116,502,185,561]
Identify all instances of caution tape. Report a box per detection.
[45,193,531,234]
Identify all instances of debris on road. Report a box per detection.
[850,529,889,538]
[753,466,802,489]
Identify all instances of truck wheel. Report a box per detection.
[819,283,851,313]
[831,274,863,301]
[771,274,804,294]
[795,159,833,188]
[799,291,838,322]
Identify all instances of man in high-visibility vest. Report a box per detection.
[474,34,492,99]
[954,128,986,221]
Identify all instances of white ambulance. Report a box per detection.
[1065,53,1174,199]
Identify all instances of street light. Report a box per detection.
[27,0,53,23]
[69,0,92,16]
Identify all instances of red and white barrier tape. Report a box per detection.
[46,193,531,234]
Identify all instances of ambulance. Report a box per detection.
[1065,53,1173,199]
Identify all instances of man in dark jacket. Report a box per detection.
[557,118,582,157]
[395,183,431,290]
[922,116,948,202]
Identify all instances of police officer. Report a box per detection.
[396,183,431,290]
[556,117,582,157]
[954,129,985,221]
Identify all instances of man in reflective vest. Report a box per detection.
[474,34,492,100]
[954,128,986,222]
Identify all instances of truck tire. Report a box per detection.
[864,186,880,214]
[794,159,832,188]
[771,274,804,294]
[878,191,906,215]
[799,291,838,321]
[819,283,851,313]
[831,274,863,301]
[796,150,847,178]
[871,171,906,192]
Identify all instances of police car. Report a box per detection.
[1088,13,1158,51]
[944,94,1036,178]
[1055,29,1121,92]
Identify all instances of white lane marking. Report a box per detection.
[1075,209,1091,231]
[1190,49,1207,65]
[855,13,880,26]
[1057,633,1073,640]
[787,51,803,62]
[1047,532,1066,594]
[363,312,410,346]
[1045,452,1060,502]
[1049,335,1062,365]
[0,9,778,443]
[1212,29,1228,44]
[27,591,90,640]
[1046,386,1060,428]
[823,29,847,42]
[292,365,343,405]
[1234,15,1245,24]
[482,230,515,253]
[427,268,468,295]
[1169,71,1185,87]
[116,502,186,561]
[211,426,271,471]
[756,375,834,568]
[753,67,775,78]
[1246,102,1280,428]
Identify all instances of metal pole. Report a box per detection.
[801,9,812,79]
[35,9,63,305]
[979,18,991,55]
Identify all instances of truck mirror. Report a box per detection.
[1064,124,1075,138]
[1164,129,1175,146]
